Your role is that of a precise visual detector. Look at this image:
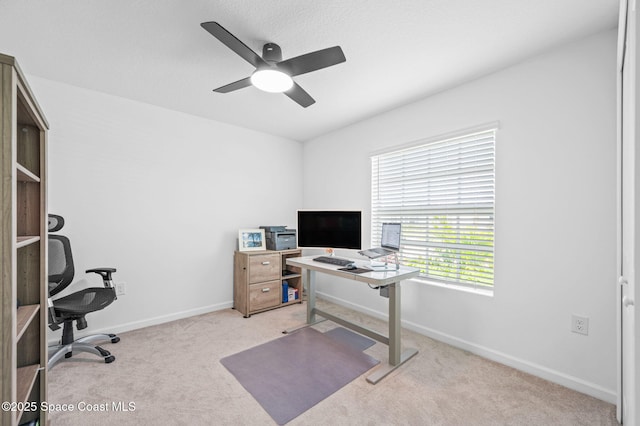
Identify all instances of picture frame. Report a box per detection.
[238,229,266,252]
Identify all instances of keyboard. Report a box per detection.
[313,256,354,267]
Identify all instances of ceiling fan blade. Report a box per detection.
[277,46,346,77]
[213,77,253,93]
[284,83,315,108]
[201,22,267,68]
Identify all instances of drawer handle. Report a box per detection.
[262,261,270,265]
[262,288,270,293]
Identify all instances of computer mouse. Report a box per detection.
[346,263,357,270]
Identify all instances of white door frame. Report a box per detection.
[617,0,640,423]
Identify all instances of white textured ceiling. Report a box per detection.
[0,0,618,141]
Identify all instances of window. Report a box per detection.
[371,126,496,288]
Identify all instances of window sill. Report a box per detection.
[408,277,494,297]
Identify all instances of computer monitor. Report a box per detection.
[381,223,401,251]
[297,210,362,250]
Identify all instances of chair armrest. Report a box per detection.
[86,268,117,286]
[47,297,61,331]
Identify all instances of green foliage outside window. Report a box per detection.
[401,216,494,287]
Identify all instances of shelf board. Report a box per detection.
[16,304,39,341]
[16,365,39,423]
[16,364,39,423]
[16,163,40,183]
[16,236,40,249]
[282,273,301,279]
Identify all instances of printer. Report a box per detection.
[260,226,297,251]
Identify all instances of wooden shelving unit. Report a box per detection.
[233,249,303,317]
[1,53,49,426]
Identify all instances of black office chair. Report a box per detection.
[48,214,120,368]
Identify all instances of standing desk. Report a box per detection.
[285,256,420,384]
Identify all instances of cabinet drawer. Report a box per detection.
[248,254,280,283]
[249,280,281,311]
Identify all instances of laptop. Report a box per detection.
[358,223,401,259]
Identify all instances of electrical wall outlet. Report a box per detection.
[116,282,126,296]
[571,314,589,335]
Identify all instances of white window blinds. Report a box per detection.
[371,127,496,288]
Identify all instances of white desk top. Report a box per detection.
[286,256,420,286]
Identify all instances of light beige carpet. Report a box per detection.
[47,300,619,425]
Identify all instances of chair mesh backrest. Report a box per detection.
[48,235,75,297]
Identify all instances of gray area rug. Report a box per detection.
[220,327,379,425]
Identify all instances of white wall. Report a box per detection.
[31,77,303,336]
[303,30,617,402]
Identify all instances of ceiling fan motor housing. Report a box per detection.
[262,43,282,64]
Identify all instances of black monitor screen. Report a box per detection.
[297,210,362,250]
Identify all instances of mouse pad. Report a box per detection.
[338,267,372,274]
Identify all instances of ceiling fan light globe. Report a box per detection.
[250,69,293,93]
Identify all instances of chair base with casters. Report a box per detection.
[48,339,117,368]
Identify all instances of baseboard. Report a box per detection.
[316,291,617,404]
[47,301,233,345]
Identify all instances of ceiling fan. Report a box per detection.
[201,22,346,108]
